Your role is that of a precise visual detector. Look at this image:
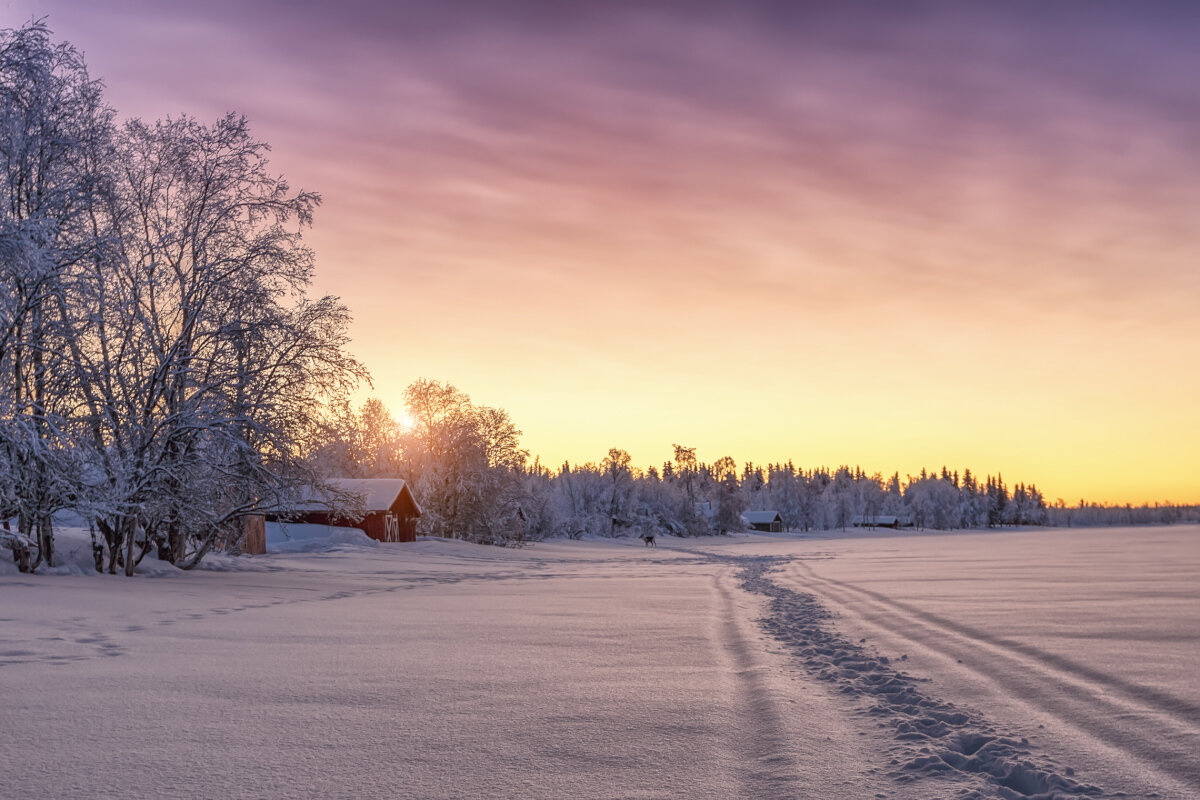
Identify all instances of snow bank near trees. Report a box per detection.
[0,518,384,577]
[0,526,96,577]
[265,522,379,554]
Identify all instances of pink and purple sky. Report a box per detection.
[7,1,1199,504]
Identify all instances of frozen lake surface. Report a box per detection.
[2,525,1197,799]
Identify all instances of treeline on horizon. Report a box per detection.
[315,385,1200,546]
[2,22,1194,576]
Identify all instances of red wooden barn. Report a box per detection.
[290,478,422,543]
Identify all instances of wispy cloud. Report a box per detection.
[12,0,1200,500]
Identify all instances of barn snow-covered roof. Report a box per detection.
[742,510,783,524]
[296,478,422,516]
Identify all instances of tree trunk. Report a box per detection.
[20,511,41,570]
[10,539,31,572]
[37,514,54,569]
[123,517,137,577]
[176,525,222,570]
[89,523,104,572]
[99,519,121,574]
[169,528,186,564]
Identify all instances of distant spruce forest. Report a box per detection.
[314,386,1200,546]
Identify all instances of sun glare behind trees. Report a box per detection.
[317,388,1198,548]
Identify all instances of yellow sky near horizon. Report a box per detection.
[12,1,1200,506]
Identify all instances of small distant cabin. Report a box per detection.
[852,514,913,529]
[284,478,422,543]
[742,510,784,532]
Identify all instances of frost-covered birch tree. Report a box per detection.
[1,21,366,574]
[400,379,528,543]
[0,20,112,569]
[69,113,364,573]
[600,447,633,534]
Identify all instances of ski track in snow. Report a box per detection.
[5,532,1197,799]
[713,572,807,799]
[785,559,1200,795]
[777,556,1200,800]
[726,553,1111,800]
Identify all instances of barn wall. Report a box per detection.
[389,490,420,542]
[363,514,386,542]
[398,516,417,542]
[242,515,266,555]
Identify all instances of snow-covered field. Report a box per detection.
[2,525,1197,799]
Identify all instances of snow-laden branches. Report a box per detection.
[0,21,365,573]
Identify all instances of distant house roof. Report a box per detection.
[296,478,422,517]
[851,514,911,527]
[742,510,783,524]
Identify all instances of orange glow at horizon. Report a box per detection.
[19,1,1200,507]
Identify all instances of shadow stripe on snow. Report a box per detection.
[712,571,807,800]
